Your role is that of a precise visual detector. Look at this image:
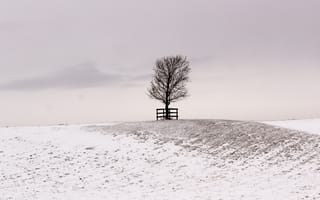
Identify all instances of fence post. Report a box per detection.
[156,108,179,120]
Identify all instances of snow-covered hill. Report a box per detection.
[1,120,320,200]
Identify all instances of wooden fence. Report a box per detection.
[156,108,178,120]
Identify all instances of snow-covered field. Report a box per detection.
[264,119,320,135]
[1,120,320,200]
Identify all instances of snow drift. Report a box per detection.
[1,120,320,200]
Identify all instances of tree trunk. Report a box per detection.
[165,103,170,120]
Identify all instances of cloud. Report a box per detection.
[0,21,21,31]
[0,62,129,90]
[189,56,215,65]
[130,74,151,82]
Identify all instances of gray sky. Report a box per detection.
[0,0,320,125]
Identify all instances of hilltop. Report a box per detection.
[0,120,320,199]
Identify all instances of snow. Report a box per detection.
[1,120,320,199]
[263,119,320,135]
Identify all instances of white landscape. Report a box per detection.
[1,119,320,200]
[1,0,319,199]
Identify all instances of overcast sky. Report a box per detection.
[0,0,320,125]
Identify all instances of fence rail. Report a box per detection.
[156,108,178,120]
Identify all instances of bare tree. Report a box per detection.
[148,55,190,120]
